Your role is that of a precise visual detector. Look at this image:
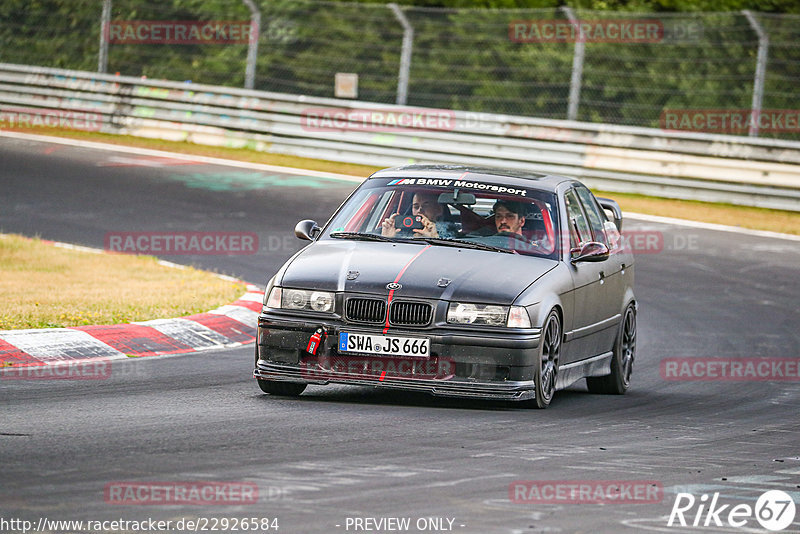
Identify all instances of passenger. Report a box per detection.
[381,192,456,238]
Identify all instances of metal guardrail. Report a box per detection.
[1,62,799,211]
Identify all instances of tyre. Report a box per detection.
[257,379,307,397]
[586,303,636,395]
[532,310,561,409]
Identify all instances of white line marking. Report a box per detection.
[425,473,515,488]
[52,242,105,254]
[215,273,242,283]
[156,259,188,270]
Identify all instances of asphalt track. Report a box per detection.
[1,136,799,534]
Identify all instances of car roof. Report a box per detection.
[368,164,576,192]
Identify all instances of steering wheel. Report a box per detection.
[496,231,529,242]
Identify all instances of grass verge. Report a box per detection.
[0,234,246,330]
[5,127,800,235]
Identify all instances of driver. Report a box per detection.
[381,192,455,238]
[493,200,526,237]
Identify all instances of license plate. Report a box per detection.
[338,332,430,357]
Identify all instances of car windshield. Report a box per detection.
[322,178,560,259]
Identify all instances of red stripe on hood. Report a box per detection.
[384,245,431,333]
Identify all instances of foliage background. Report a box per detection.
[0,0,798,138]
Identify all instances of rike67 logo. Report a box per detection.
[668,490,796,531]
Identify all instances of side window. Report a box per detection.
[365,190,396,231]
[564,190,592,248]
[575,187,608,246]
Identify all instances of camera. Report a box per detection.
[395,215,424,231]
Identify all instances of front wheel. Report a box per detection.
[257,379,307,397]
[532,310,561,409]
[586,303,636,395]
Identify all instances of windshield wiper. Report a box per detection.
[420,237,514,254]
[329,232,424,244]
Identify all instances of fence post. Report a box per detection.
[742,10,769,137]
[388,3,414,106]
[243,0,261,90]
[561,6,584,122]
[98,0,112,73]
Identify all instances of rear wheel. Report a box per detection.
[533,310,561,409]
[257,379,307,397]
[586,303,636,395]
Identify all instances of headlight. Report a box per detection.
[309,291,333,311]
[447,303,508,326]
[264,287,334,313]
[284,289,308,309]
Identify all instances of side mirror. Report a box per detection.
[597,197,623,232]
[295,219,320,241]
[571,241,610,263]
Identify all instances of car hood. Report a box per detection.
[279,240,557,304]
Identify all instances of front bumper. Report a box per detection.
[253,313,542,402]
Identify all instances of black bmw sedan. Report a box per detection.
[254,165,636,408]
